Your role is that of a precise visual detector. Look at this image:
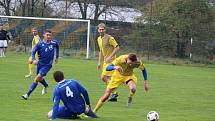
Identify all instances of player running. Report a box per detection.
[48,71,97,119]
[21,29,59,100]
[97,23,120,101]
[94,53,149,113]
[25,28,40,78]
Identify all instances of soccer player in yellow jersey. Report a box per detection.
[25,28,40,78]
[97,23,120,101]
[94,53,149,113]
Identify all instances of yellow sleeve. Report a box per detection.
[97,37,102,51]
[138,61,145,70]
[109,36,118,48]
[32,36,40,49]
[112,55,125,66]
[32,39,35,49]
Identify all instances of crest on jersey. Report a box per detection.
[49,45,53,50]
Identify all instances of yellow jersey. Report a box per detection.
[112,55,145,76]
[32,35,40,49]
[97,34,118,62]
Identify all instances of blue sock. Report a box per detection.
[27,82,38,96]
[40,79,49,88]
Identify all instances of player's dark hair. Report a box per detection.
[53,71,64,82]
[44,29,52,34]
[128,53,137,62]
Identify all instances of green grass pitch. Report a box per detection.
[0,53,215,121]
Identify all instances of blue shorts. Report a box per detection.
[54,106,80,119]
[36,64,52,77]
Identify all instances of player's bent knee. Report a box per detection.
[102,89,112,102]
[130,88,136,93]
[36,75,43,82]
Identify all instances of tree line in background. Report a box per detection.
[0,0,148,19]
[123,0,215,61]
[0,0,215,61]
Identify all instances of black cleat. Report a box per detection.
[108,93,118,102]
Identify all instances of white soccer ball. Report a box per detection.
[147,111,159,121]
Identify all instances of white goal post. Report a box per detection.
[0,15,91,59]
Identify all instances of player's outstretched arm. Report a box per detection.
[75,81,90,105]
[55,42,60,64]
[106,45,120,63]
[51,89,60,119]
[32,43,39,65]
[106,64,122,73]
[97,51,103,70]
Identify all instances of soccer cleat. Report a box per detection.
[42,87,48,95]
[108,93,118,102]
[86,108,98,118]
[127,96,133,107]
[21,94,28,100]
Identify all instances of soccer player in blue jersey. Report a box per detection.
[47,71,97,119]
[21,30,59,100]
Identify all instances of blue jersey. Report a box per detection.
[52,80,90,119]
[32,40,59,65]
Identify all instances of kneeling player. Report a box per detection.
[94,53,149,113]
[48,71,97,120]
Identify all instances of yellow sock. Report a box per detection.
[93,99,104,113]
[29,64,34,75]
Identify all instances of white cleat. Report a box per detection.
[42,87,48,95]
[21,94,28,100]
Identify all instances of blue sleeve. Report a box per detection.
[31,43,38,61]
[55,43,59,59]
[142,68,148,81]
[106,64,115,71]
[75,81,90,105]
[51,88,60,119]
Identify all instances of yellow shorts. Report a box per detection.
[107,71,137,89]
[28,54,38,62]
[102,62,114,77]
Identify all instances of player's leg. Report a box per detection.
[21,65,49,99]
[21,74,42,100]
[93,88,113,113]
[25,56,34,78]
[126,80,137,107]
[101,74,119,101]
[0,40,4,57]
[94,75,122,113]
[0,47,3,57]
[3,40,7,57]
[102,63,119,101]
[48,106,79,119]
[85,107,97,118]
[37,65,52,95]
